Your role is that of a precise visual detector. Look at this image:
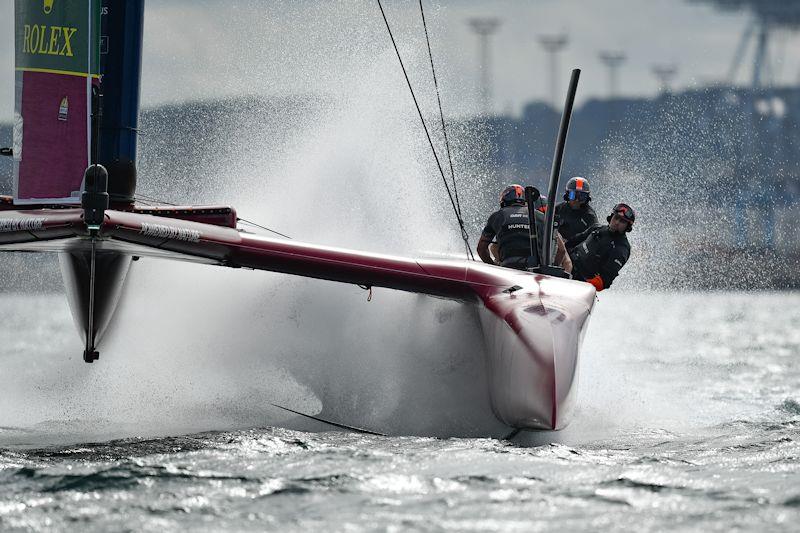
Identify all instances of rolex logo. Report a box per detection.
[43,0,54,14]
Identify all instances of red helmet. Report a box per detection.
[499,184,526,207]
[607,203,635,231]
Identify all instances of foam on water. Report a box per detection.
[1,293,798,531]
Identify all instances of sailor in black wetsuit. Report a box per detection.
[570,203,635,291]
[554,177,599,249]
[477,184,571,272]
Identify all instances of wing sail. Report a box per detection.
[13,0,101,204]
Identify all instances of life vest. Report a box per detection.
[571,225,630,280]
[494,205,554,265]
[555,202,598,246]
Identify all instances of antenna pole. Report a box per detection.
[599,51,626,99]
[468,18,501,116]
[538,34,569,109]
[652,63,678,94]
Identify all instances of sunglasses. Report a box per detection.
[612,212,631,224]
[568,190,590,201]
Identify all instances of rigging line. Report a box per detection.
[418,0,462,220]
[135,197,173,207]
[237,217,293,239]
[134,192,179,206]
[132,193,293,239]
[376,0,474,260]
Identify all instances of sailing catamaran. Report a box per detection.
[1,1,595,432]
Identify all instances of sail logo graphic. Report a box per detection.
[43,0,54,15]
[58,96,68,121]
[22,24,78,57]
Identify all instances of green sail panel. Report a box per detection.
[15,0,100,76]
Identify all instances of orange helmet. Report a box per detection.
[500,184,526,207]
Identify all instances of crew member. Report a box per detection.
[555,176,599,249]
[534,194,549,213]
[477,184,571,272]
[570,203,635,291]
[489,193,548,260]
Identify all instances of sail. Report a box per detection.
[13,0,100,204]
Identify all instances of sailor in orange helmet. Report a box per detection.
[477,184,571,272]
[488,192,548,261]
[555,176,599,249]
[569,203,635,291]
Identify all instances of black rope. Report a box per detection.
[237,217,293,239]
[134,192,293,239]
[132,198,157,206]
[418,0,461,220]
[376,0,474,260]
[134,192,179,206]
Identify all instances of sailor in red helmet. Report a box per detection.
[477,184,572,272]
[554,176,599,249]
[569,203,635,291]
[488,192,549,261]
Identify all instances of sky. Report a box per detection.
[2,0,800,123]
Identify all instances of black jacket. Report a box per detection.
[569,225,630,289]
[554,202,599,249]
[482,205,554,266]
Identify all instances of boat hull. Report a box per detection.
[1,207,595,431]
[475,272,595,430]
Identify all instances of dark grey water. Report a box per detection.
[1,291,798,531]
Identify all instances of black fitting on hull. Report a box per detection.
[524,186,541,269]
[81,165,110,228]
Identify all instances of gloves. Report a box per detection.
[586,274,604,292]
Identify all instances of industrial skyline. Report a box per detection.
[2,0,800,122]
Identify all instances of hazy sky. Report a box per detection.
[2,0,800,123]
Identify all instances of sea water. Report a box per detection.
[0,290,797,531]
